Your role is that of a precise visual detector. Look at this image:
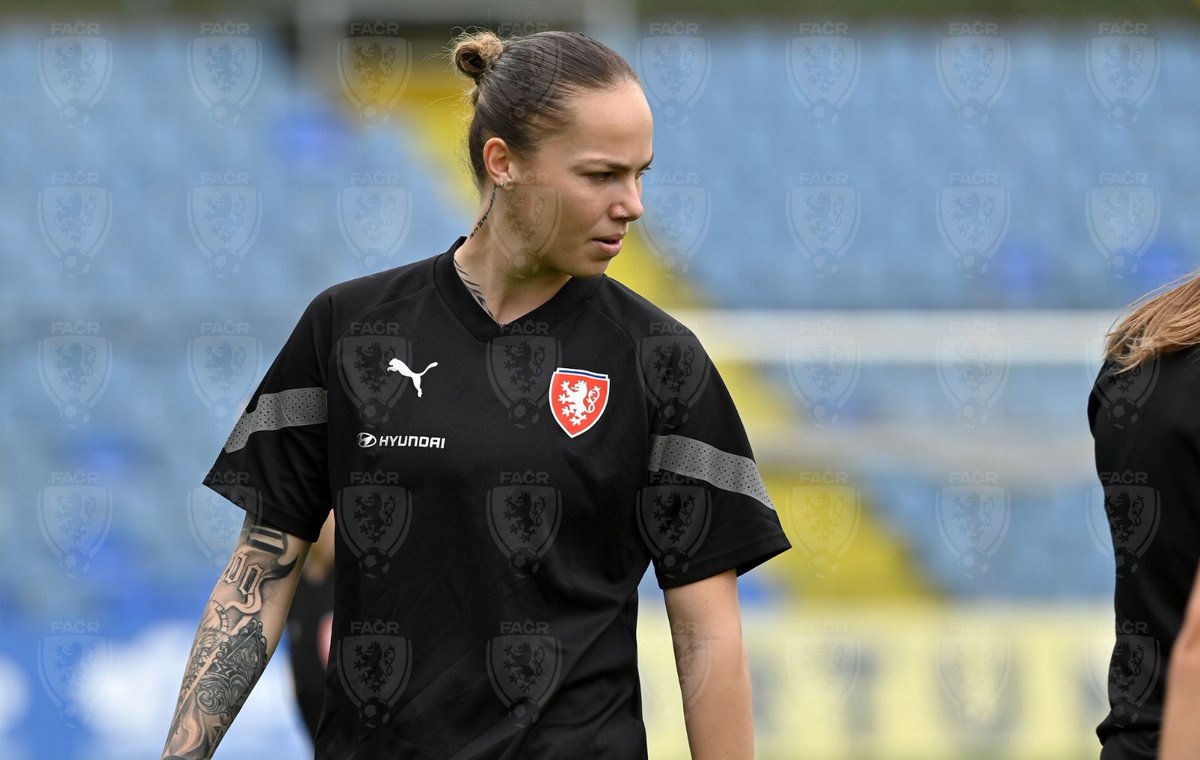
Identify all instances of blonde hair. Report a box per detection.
[1104,268,1200,373]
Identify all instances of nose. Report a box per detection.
[612,177,644,222]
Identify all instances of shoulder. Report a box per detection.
[300,254,439,334]
[585,274,700,345]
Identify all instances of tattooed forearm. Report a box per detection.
[162,517,309,760]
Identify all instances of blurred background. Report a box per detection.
[2,0,1197,757]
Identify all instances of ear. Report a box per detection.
[481,136,514,188]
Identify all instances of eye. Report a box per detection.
[636,166,652,179]
[589,171,615,181]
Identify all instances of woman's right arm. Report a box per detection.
[161,513,311,759]
[1160,562,1200,760]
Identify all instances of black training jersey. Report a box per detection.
[202,236,792,759]
[1089,346,1200,760]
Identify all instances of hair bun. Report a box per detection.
[453,31,504,82]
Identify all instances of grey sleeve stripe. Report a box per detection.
[648,434,775,511]
[223,387,328,453]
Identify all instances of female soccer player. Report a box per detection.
[161,28,790,759]
[1091,271,1200,759]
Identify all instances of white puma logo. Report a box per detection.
[387,358,439,398]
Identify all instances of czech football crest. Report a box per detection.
[548,368,609,438]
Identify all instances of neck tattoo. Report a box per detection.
[453,255,500,323]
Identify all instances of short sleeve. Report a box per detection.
[201,291,333,543]
[635,331,792,589]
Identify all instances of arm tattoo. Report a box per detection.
[162,518,305,759]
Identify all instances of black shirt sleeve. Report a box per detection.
[201,291,334,543]
[636,331,792,589]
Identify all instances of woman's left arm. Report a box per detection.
[663,568,754,760]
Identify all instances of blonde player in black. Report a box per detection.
[162,29,790,759]
[1090,270,1200,759]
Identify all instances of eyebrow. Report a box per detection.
[574,153,655,171]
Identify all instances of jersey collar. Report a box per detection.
[434,236,604,342]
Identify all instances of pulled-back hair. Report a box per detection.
[449,29,640,190]
[1104,269,1200,373]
